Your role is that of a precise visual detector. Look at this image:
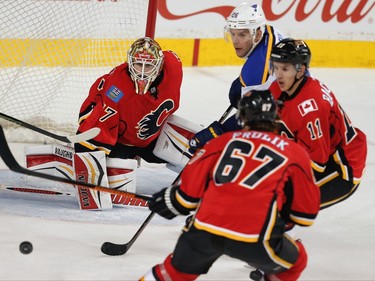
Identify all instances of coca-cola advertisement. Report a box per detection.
[156,0,374,40]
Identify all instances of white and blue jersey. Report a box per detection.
[223,25,284,131]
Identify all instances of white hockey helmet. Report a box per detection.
[224,3,266,42]
[127,37,164,94]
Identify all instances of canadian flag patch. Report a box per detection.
[298,99,318,116]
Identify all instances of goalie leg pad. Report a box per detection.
[106,158,137,192]
[74,151,112,210]
[106,158,144,207]
[25,144,76,193]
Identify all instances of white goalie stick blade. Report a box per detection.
[0,112,100,143]
[66,127,100,143]
[0,125,151,201]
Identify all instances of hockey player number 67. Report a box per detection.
[214,139,286,190]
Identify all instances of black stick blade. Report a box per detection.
[100,212,155,256]
[101,242,129,256]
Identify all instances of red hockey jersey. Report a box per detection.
[178,130,320,243]
[269,77,367,183]
[77,51,183,153]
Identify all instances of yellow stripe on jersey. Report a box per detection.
[311,160,325,173]
[263,200,278,241]
[315,171,339,187]
[77,141,111,155]
[175,190,199,210]
[333,150,350,181]
[320,183,359,209]
[193,218,259,243]
[263,234,297,269]
[290,214,315,226]
[261,25,275,84]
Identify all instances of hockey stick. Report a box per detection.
[100,105,234,256]
[100,174,181,256]
[0,112,100,143]
[0,185,72,196]
[101,211,156,256]
[0,126,151,201]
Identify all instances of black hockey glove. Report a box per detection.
[188,121,224,154]
[228,77,242,109]
[148,186,180,220]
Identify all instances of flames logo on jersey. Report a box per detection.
[137,99,174,140]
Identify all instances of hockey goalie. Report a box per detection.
[22,37,201,210]
[24,113,200,210]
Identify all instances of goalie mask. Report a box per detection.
[224,3,266,56]
[127,37,164,94]
[236,90,277,127]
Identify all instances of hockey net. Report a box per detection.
[0,0,155,144]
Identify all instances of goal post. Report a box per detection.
[0,0,158,144]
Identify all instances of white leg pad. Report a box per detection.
[74,151,112,210]
[25,144,76,194]
[107,158,144,207]
[106,158,137,193]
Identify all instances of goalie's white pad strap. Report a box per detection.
[153,114,202,166]
[74,151,112,210]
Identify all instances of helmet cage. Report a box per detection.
[127,37,164,94]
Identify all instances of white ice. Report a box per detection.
[0,67,374,280]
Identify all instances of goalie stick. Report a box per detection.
[0,112,100,143]
[0,125,151,201]
[100,105,235,256]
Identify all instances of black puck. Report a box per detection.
[19,241,33,254]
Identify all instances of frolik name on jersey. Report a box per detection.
[233,131,289,151]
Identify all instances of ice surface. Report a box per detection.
[0,67,374,280]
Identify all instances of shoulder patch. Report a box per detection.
[106,86,124,103]
[298,99,318,116]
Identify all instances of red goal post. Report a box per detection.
[0,0,158,144]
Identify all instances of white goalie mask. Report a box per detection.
[224,3,266,56]
[127,37,164,95]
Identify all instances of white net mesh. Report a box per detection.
[0,0,150,143]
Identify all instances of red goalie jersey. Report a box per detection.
[178,130,320,242]
[76,50,182,154]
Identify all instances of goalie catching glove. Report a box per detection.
[148,185,192,220]
[188,121,224,154]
